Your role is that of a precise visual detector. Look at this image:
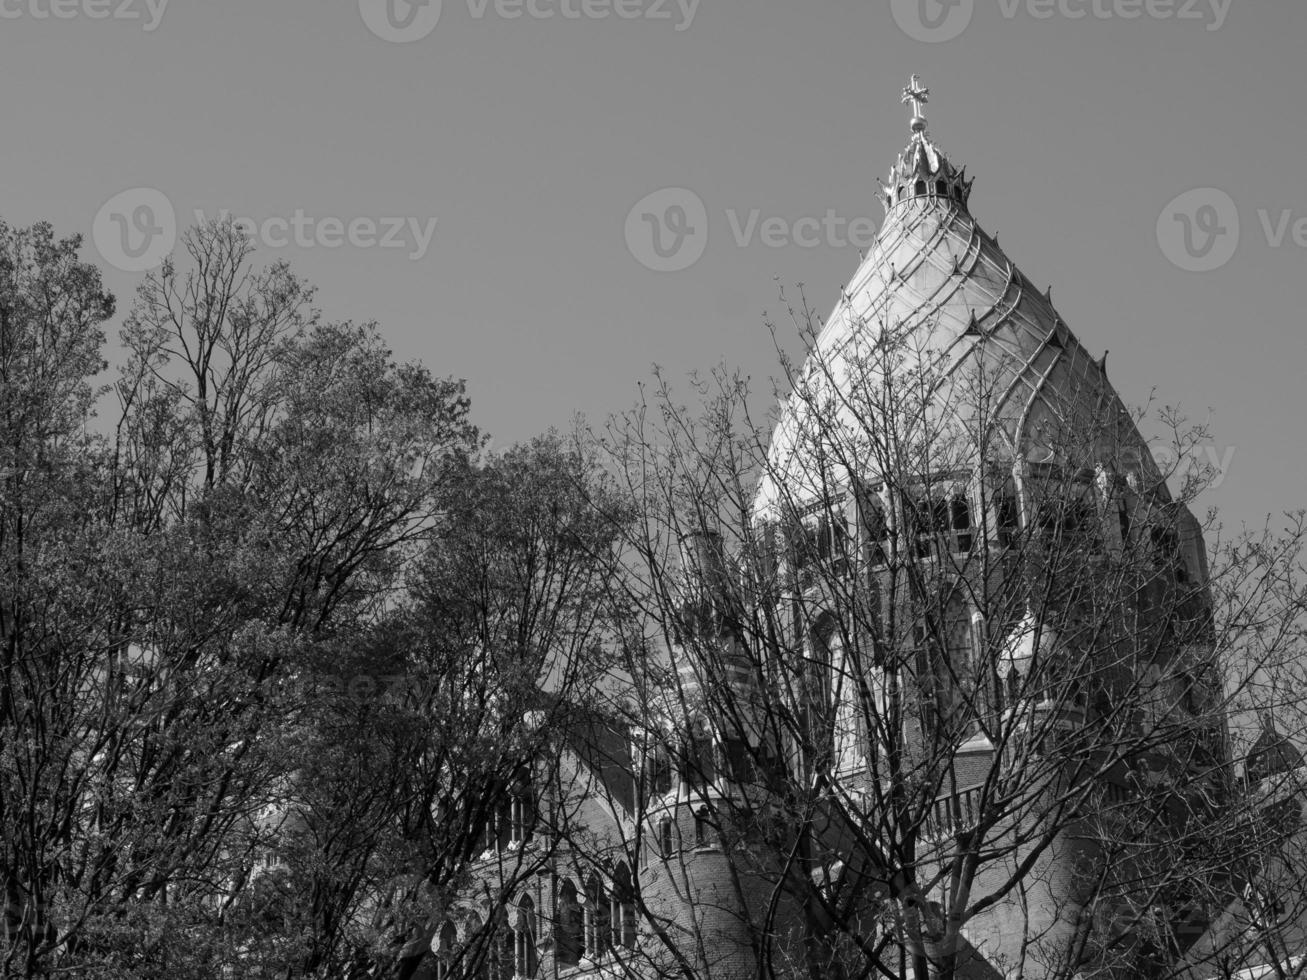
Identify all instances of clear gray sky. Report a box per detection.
[4,0,1303,529]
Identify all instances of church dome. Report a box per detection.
[756,77,1161,518]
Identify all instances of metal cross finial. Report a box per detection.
[901,75,929,115]
[901,75,930,134]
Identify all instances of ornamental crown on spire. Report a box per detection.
[878,75,974,216]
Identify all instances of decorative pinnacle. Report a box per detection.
[901,74,930,135]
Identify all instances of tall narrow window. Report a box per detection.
[724,737,753,782]
[584,875,610,961]
[996,491,1020,548]
[949,493,973,554]
[493,915,514,980]
[435,922,458,980]
[465,914,489,980]
[514,898,538,979]
[658,817,676,859]
[693,807,712,848]
[1117,498,1133,545]
[806,624,837,766]
[556,881,582,968]
[610,863,637,950]
[858,485,890,567]
[645,741,673,797]
[510,772,533,846]
[685,721,716,790]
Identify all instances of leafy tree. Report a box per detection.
[0,219,486,979]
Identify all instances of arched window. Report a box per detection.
[936,180,948,197]
[723,737,754,782]
[984,470,1020,549]
[658,817,676,859]
[693,807,712,848]
[484,792,512,854]
[464,913,489,980]
[434,922,458,980]
[1117,496,1133,544]
[1007,667,1023,705]
[949,493,973,553]
[514,897,537,979]
[556,881,582,967]
[644,740,673,797]
[805,621,837,764]
[584,874,610,960]
[510,771,534,846]
[610,863,637,950]
[492,912,514,980]
[915,180,927,196]
[997,490,1020,548]
[857,484,890,567]
[686,720,716,789]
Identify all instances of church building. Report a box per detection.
[400,77,1296,980]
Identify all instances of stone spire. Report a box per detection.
[878,75,974,216]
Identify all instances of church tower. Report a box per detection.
[635,528,802,980]
[744,76,1223,978]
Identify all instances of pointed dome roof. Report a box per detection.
[755,77,1161,517]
